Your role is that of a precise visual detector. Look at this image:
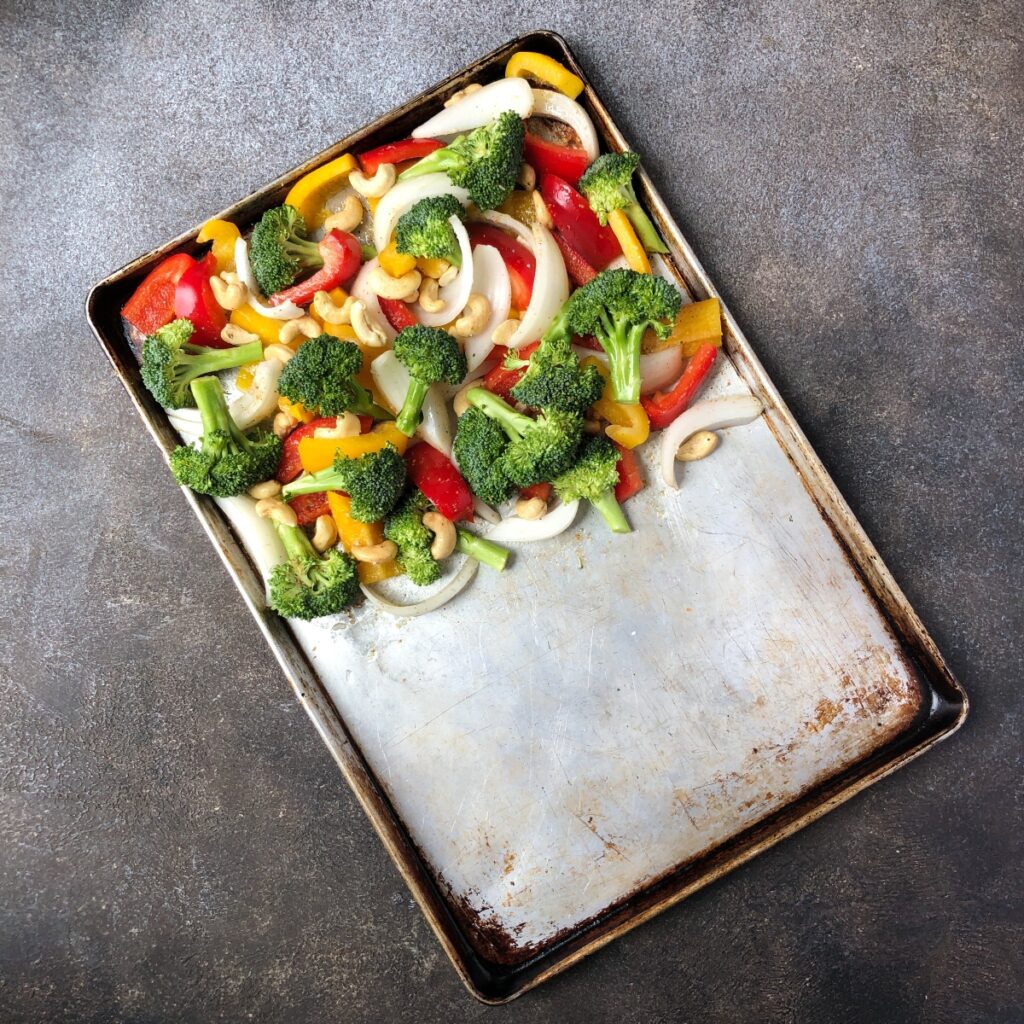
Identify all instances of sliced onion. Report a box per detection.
[472,497,501,524]
[484,499,579,543]
[360,558,478,617]
[350,257,396,341]
[372,174,470,252]
[463,245,511,371]
[370,350,453,456]
[477,209,534,251]
[412,78,534,139]
[168,358,284,440]
[530,89,598,162]
[572,344,684,395]
[661,396,764,488]
[233,238,304,320]
[507,223,568,349]
[214,495,286,599]
[414,217,474,327]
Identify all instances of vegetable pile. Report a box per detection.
[124,50,761,622]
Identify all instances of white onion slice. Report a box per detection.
[530,89,598,162]
[233,238,304,319]
[507,223,568,349]
[371,174,470,252]
[168,358,284,440]
[661,396,764,488]
[484,499,579,543]
[369,350,453,455]
[214,495,286,600]
[477,209,534,251]
[463,245,511,371]
[572,344,685,395]
[414,217,474,327]
[472,497,501,525]
[412,78,534,139]
[350,258,397,341]
[360,558,478,617]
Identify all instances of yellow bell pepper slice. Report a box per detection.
[498,189,537,225]
[643,298,723,357]
[279,396,314,424]
[197,219,241,274]
[284,153,357,230]
[379,240,418,278]
[506,51,584,99]
[229,304,282,346]
[326,492,400,583]
[416,256,450,279]
[608,209,651,274]
[235,363,259,392]
[583,357,650,448]
[298,421,410,475]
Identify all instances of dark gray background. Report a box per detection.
[1,1,1021,1021]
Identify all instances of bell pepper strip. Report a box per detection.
[482,340,540,399]
[613,442,644,503]
[196,219,241,274]
[498,189,538,226]
[378,239,418,278]
[122,252,197,335]
[539,173,620,269]
[173,255,227,347]
[465,222,535,310]
[640,342,719,430]
[278,395,315,425]
[235,363,259,391]
[358,138,444,176]
[519,482,552,503]
[404,443,474,522]
[505,51,584,99]
[277,414,377,484]
[607,209,651,274]
[416,256,449,279]
[287,491,332,527]
[524,133,590,186]
[583,357,650,448]
[229,302,284,346]
[298,421,411,475]
[284,153,357,230]
[326,492,400,583]
[269,230,362,308]
[377,296,419,332]
[552,231,597,287]
[645,298,723,357]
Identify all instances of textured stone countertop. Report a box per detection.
[1,1,1021,1021]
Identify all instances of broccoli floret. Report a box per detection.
[552,435,630,535]
[453,407,516,505]
[395,195,465,267]
[564,269,682,405]
[282,444,406,523]
[398,111,524,210]
[384,490,441,586]
[465,387,582,488]
[169,376,282,496]
[510,332,604,415]
[268,520,360,620]
[277,335,392,419]
[577,151,668,254]
[140,318,263,410]
[392,326,467,436]
[248,204,322,296]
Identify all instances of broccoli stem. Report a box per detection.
[191,376,247,446]
[624,202,669,254]
[398,148,459,181]
[396,378,430,436]
[281,465,342,499]
[274,520,317,562]
[456,528,510,571]
[466,387,532,442]
[283,236,323,265]
[602,325,646,405]
[188,339,264,378]
[590,489,631,534]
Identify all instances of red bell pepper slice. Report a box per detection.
[552,231,597,287]
[358,138,443,176]
[640,343,719,430]
[269,230,362,308]
[481,341,540,400]
[275,415,373,483]
[519,482,552,503]
[613,443,644,503]
[523,133,591,186]
[539,173,620,270]
[288,492,332,527]
[377,296,419,333]
[404,443,474,522]
[173,253,227,347]
[466,222,535,310]
[122,252,199,336]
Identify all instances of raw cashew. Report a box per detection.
[247,480,282,499]
[210,274,247,311]
[351,540,398,564]
[491,319,519,346]
[444,82,482,108]
[323,194,363,233]
[417,277,446,313]
[312,290,353,325]
[311,515,339,553]
[368,266,422,301]
[220,323,260,347]
[263,343,295,364]
[452,383,476,417]
[350,300,388,347]
[254,497,298,528]
[675,430,720,462]
[450,294,491,338]
[273,410,297,438]
[313,412,360,439]
[349,163,396,198]
[437,265,459,287]
[278,316,320,344]
[422,510,456,560]
[515,496,547,520]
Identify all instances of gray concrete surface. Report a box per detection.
[1,0,1021,1020]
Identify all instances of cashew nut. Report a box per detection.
[247,480,282,499]
[349,163,395,199]
[443,82,482,108]
[532,190,553,229]
[417,277,446,313]
[437,264,459,288]
[450,293,491,338]
[220,323,260,347]
[452,383,477,417]
[312,290,353,325]
[517,162,536,190]
[209,274,247,311]
[273,410,297,438]
[350,300,388,347]
[368,266,421,301]
[491,319,519,346]
[278,316,321,344]
[311,515,339,553]
[515,496,548,520]
[323,194,363,233]
[351,540,398,564]
[254,497,298,528]
[422,511,457,560]
[313,412,360,439]
[675,430,720,462]
[263,343,295,364]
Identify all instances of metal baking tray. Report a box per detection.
[86,31,967,1002]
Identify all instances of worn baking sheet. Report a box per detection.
[86,32,966,1002]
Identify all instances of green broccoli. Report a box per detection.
[552,435,630,535]
[281,444,406,523]
[577,151,668,254]
[169,376,282,496]
[140,318,263,410]
[453,407,516,506]
[395,195,465,267]
[465,387,582,488]
[277,335,392,419]
[248,204,322,296]
[456,527,510,572]
[392,326,467,436]
[509,331,604,415]
[398,111,524,210]
[384,489,442,586]
[268,520,360,620]
[564,269,682,405]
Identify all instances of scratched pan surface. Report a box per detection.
[86,32,967,1003]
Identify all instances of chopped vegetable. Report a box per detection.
[660,396,763,488]
[583,356,651,448]
[172,258,228,346]
[358,138,444,176]
[509,326,604,415]
[283,153,357,229]
[197,219,241,274]
[456,528,510,571]
[553,435,631,534]
[384,489,442,585]
[653,298,723,357]
[640,342,718,430]
[268,229,362,308]
[287,491,332,526]
[466,221,535,309]
[268,520,360,620]
[395,195,465,266]
[248,204,323,296]
[613,443,645,503]
[577,151,668,254]
[122,252,200,336]
[392,325,467,436]
[405,443,475,522]
[539,173,620,269]
[552,231,597,287]
[326,492,400,583]
[412,78,533,139]
[523,134,590,186]
[505,51,584,98]
[453,407,517,506]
